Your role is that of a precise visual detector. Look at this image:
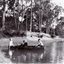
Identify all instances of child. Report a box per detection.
[23,39,28,46]
[9,38,14,48]
[38,39,44,46]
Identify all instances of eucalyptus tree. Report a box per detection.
[23,0,62,33]
[2,0,6,30]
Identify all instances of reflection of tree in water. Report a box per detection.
[50,41,63,63]
[8,49,44,63]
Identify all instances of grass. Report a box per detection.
[0,36,62,46]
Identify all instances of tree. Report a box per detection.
[0,0,15,30]
[23,0,62,33]
[2,0,6,30]
[1,0,62,33]
[55,17,64,37]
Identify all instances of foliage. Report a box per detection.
[23,0,62,32]
[55,22,64,37]
[0,0,63,34]
[8,0,15,10]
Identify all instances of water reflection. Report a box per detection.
[50,41,63,63]
[50,42,57,63]
[2,48,44,63]
[9,50,13,59]
[1,41,64,63]
[61,41,64,64]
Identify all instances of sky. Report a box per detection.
[51,0,64,8]
[19,0,64,9]
[51,0,64,17]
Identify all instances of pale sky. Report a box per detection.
[19,0,64,8]
[51,0,64,8]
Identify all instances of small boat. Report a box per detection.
[9,45,44,51]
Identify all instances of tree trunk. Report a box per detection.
[46,27,50,34]
[13,0,17,30]
[26,1,27,32]
[30,0,32,32]
[39,10,41,32]
[2,0,5,30]
[17,0,19,31]
[14,13,17,30]
[2,12,5,30]
[39,0,42,32]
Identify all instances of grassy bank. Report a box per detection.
[0,36,62,46]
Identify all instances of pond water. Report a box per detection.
[0,41,64,63]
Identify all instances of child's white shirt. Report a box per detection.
[39,41,44,46]
[10,40,13,46]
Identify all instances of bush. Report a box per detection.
[3,30,26,37]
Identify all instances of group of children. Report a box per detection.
[9,38,44,48]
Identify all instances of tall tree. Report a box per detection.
[30,0,32,32]
[23,0,62,33]
[2,0,6,30]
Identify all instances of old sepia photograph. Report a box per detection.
[0,0,64,64]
